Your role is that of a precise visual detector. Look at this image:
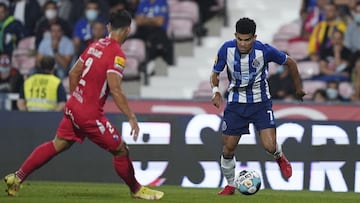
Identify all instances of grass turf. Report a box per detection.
[1,181,359,203]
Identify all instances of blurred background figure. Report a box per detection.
[36,22,74,79]
[78,20,107,54]
[0,52,23,93]
[17,55,66,112]
[268,60,296,101]
[317,30,352,82]
[0,0,25,56]
[312,89,328,102]
[307,2,347,62]
[344,1,360,53]
[347,50,360,101]
[34,0,72,48]
[72,0,106,57]
[10,0,42,37]
[132,0,174,66]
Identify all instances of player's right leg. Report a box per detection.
[218,134,241,195]
[87,117,164,200]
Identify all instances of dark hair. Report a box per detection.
[108,9,131,30]
[40,56,55,73]
[236,17,256,35]
[43,0,57,10]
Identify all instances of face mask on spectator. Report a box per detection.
[355,13,360,24]
[45,9,57,20]
[0,66,10,74]
[85,9,98,21]
[326,88,338,100]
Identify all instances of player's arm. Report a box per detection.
[17,85,27,111]
[107,72,139,141]
[68,59,83,94]
[284,57,306,101]
[210,71,222,108]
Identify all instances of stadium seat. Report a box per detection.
[286,40,309,61]
[167,0,200,43]
[297,61,320,79]
[339,81,354,99]
[121,39,147,81]
[277,22,301,39]
[11,36,36,77]
[302,80,327,100]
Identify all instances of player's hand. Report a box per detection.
[129,117,139,141]
[211,92,222,108]
[295,89,306,102]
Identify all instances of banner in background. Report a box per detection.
[1,112,359,192]
[105,99,360,121]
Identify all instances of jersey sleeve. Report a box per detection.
[263,43,287,65]
[213,42,227,73]
[107,50,126,77]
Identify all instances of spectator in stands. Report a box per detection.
[34,0,72,48]
[317,30,352,82]
[107,0,130,14]
[36,22,74,79]
[347,50,360,101]
[268,60,296,101]
[0,52,23,93]
[73,0,106,57]
[325,80,346,102]
[312,89,328,102]
[78,20,106,54]
[17,55,66,111]
[56,0,73,22]
[0,1,25,56]
[300,0,327,40]
[308,2,347,62]
[10,0,42,37]
[344,2,360,53]
[132,0,174,65]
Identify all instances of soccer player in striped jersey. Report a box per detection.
[4,10,163,200]
[211,17,305,195]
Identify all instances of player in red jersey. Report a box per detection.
[4,9,164,200]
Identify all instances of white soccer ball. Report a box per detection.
[234,169,261,195]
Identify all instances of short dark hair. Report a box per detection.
[236,17,256,35]
[40,56,55,73]
[108,9,131,30]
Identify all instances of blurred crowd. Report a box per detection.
[268,0,360,103]
[0,0,223,111]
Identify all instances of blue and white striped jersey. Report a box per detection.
[213,39,287,103]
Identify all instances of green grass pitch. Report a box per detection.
[1,181,359,203]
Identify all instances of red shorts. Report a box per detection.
[56,113,122,151]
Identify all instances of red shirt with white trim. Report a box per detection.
[66,37,126,118]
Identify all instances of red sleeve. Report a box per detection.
[107,48,126,77]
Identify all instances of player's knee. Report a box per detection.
[111,142,129,156]
[52,136,74,152]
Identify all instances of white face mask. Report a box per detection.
[0,66,10,73]
[45,9,57,20]
[85,9,98,21]
[326,88,338,100]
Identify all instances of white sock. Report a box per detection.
[273,143,283,159]
[221,155,236,186]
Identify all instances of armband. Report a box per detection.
[212,86,220,94]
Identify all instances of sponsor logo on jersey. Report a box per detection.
[114,56,125,70]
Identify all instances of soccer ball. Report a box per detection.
[234,169,261,195]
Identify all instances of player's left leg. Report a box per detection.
[259,128,292,179]
[254,101,292,180]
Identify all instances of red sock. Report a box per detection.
[16,141,57,182]
[113,156,141,193]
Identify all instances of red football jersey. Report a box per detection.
[66,37,126,118]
